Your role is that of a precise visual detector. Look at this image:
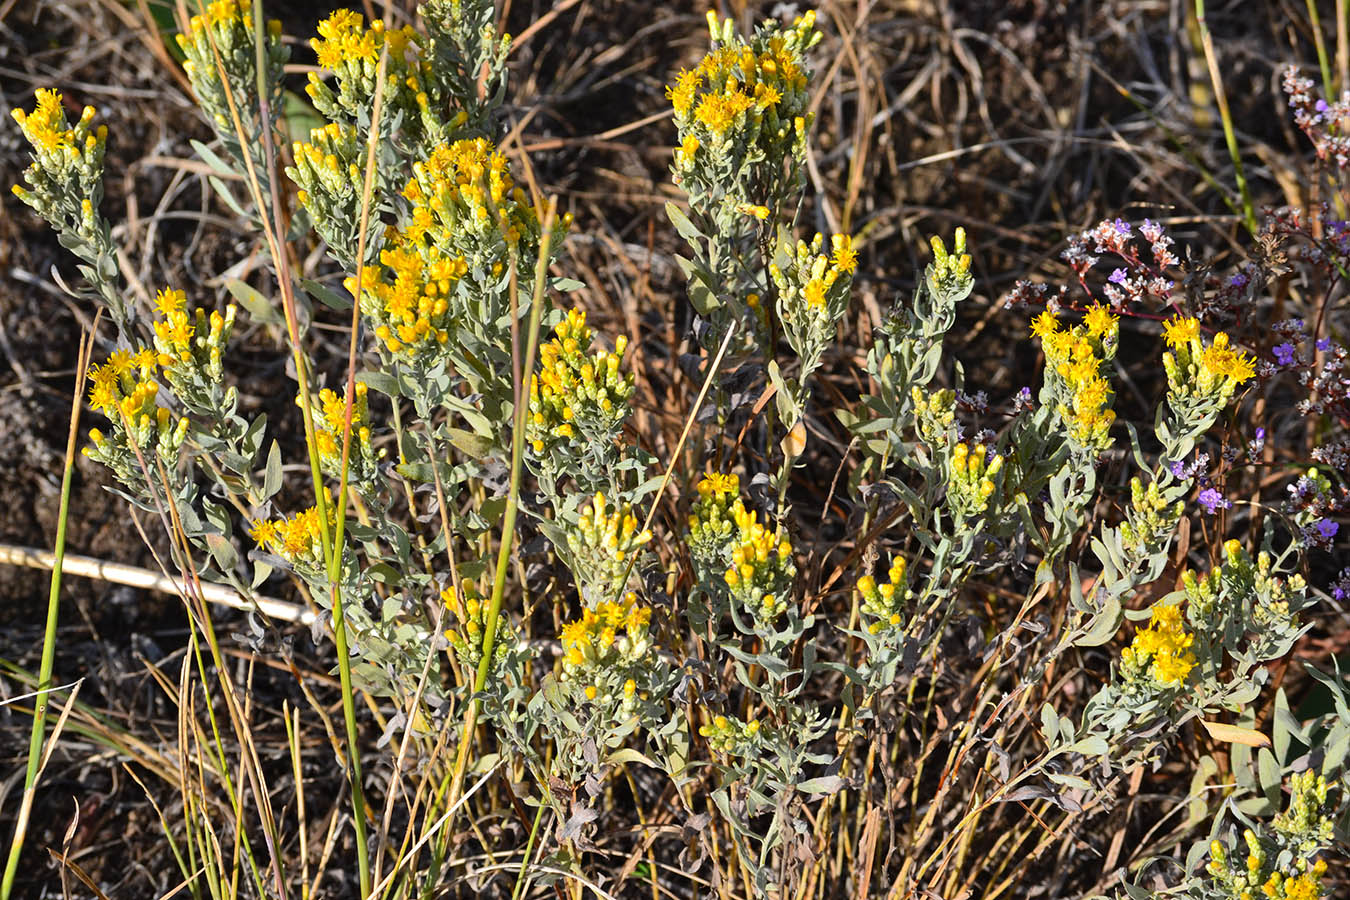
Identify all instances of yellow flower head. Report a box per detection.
[697,472,739,501]
[12,89,68,151]
[1125,602,1196,686]
[1163,315,1201,350]
[154,287,187,318]
[831,234,858,273]
[1030,310,1059,341]
[1083,302,1117,341]
[694,90,754,136]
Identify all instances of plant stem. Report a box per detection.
[446,200,558,819]
[0,326,93,900]
[318,11,391,892]
[1195,0,1258,235]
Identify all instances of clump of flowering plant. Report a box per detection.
[1031,302,1119,453]
[562,492,652,606]
[667,10,820,348]
[527,308,636,495]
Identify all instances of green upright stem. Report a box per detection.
[1306,0,1337,103]
[447,201,557,813]
[1195,0,1258,235]
[313,7,391,893]
[1,331,89,899]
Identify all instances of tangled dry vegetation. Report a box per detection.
[1,1,1348,899]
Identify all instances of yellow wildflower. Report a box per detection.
[694,90,754,135]
[1163,314,1200,350]
[1030,310,1059,340]
[831,234,858,273]
[1126,602,1196,686]
[697,472,739,500]
[1083,302,1117,340]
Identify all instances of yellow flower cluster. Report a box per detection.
[11,89,103,159]
[311,9,418,70]
[772,233,856,308]
[250,503,334,568]
[723,501,795,625]
[1178,540,1306,640]
[1264,870,1327,900]
[687,472,741,571]
[528,308,634,455]
[304,7,503,154]
[857,555,908,633]
[1032,304,1118,451]
[1274,770,1334,848]
[88,348,158,420]
[668,11,816,148]
[1120,602,1196,687]
[442,582,513,671]
[946,441,1003,520]
[11,89,107,221]
[347,243,467,358]
[558,592,655,709]
[1119,475,1184,554]
[151,288,236,386]
[405,137,553,249]
[175,0,284,133]
[306,10,427,122]
[1162,315,1255,403]
[291,121,363,206]
[1208,828,1329,900]
[413,138,501,216]
[698,472,739,500]
[85,349,190,469]
[306,382,377,479]
[182,0,255,33]
[911,386,957,442]
[926,229,972,300]
[699,712,762,755]
[566,492,653,603]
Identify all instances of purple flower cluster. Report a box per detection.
[1295,339,1350,421]
[1170,453,1236,516]
[957,389,989,414]
[1284,65,1350,167]
[1002,217,1179,313]
[1169,452,1210,481]
[1331,566,1350,603]
[1198,488,1231,515]
[1001,279,1067,312]
[1301,518,1341,550]
[1285,471,1350,549]
[1248,427,1266,459]
[1312,439,1350,472]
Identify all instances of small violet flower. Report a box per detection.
[1108,268,1127,285]
[1273,342,1297,367]
[1198,487,1231,515]
[1248,427,1266,458]
[1331,566,1350,602]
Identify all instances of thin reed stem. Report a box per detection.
[0,324,94,900]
